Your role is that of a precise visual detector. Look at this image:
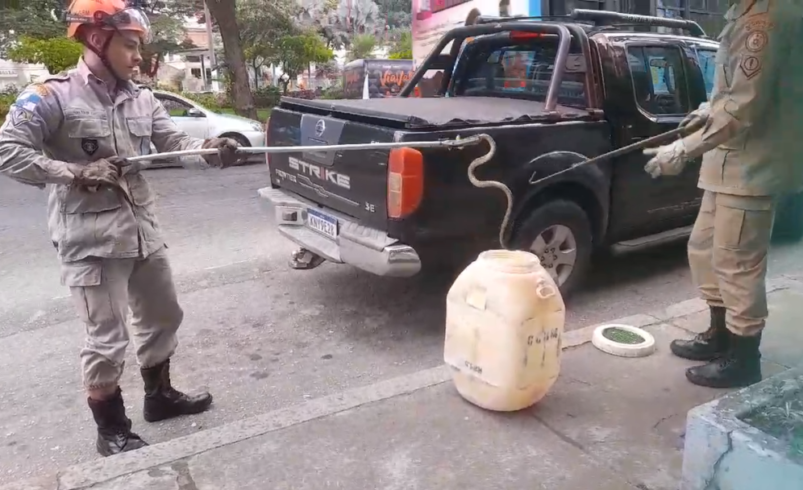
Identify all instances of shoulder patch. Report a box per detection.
[740,54,762,79]
[14,87,49,111]
[9,107,35,127]
[27,83,51,98]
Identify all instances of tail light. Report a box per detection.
[387,147,424,219]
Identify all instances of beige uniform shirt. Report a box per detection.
[682,0,803,197]
[0,59,204,262]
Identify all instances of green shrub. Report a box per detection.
[180,92,227,111]
[253,86,281,108]
[319,87,344,100]
[0,87,20,120]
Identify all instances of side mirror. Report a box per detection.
[186,108,205,118]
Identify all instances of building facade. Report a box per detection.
[411,0,728,67]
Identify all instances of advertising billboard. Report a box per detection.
[411,0,535,68]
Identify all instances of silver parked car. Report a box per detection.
[146,90,265,167]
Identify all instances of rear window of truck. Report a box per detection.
[449,34,588,109]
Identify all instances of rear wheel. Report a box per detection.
[511,199,593,298]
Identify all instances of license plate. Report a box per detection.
[306,208,338,239]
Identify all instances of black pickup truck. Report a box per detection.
[258,10,801,296]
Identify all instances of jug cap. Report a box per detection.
[478,250,541,273]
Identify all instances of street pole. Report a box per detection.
[204,1,218,91]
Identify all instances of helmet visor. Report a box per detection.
[106,8,152,44]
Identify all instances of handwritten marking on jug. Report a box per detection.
[526,328,560,346]
[464,361,483,376]
[465,288,487,310]
[523,327,561,368]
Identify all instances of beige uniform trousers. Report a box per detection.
[688,191,776,337]
[62,247,183,390]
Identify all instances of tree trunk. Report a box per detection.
[204,0,257,120]
[253,60,262,90]
[149,56,161,78]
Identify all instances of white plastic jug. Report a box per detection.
[444,250,565,411]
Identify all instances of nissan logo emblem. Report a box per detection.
[315,120,326,137]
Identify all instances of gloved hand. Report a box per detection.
[67,159,121,187]
[643,139,690,179]
[201,137,241,169]
[108,156,144,176]
[679,102,710,130]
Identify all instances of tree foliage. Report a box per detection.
[274,31,334,92]
[380,0,412,30]
[238,0,299,86]
[297,0,384,50]
[348,34,377,61]
[7,36,83,74]
[387,31,412,60]
[204,0,258,120]
[0,0,66,56]
[139,6,196,78]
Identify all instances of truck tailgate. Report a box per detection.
[267,108,393,231]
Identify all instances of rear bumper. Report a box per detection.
[257,187,421,277]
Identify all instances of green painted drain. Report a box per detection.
[602,327,645,345]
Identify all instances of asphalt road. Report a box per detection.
[1,164,802,484]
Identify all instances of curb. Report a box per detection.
[5,275,803,490]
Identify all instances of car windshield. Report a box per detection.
[449,34,587,109]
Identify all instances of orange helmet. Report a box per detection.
[66,0,152,43]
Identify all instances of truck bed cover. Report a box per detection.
[278,96,588,129]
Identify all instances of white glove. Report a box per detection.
[680,102,710,130]
[643,139,690,178]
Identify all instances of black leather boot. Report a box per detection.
[87,387,149,457]
[685,332,763,389]
[141,358,213,423]
[670,306,728,361]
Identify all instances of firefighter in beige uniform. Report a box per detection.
[644,0,803,388]
[0,0,243,456]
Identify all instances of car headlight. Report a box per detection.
[250,122,263,132]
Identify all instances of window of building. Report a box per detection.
[626,45,691,115]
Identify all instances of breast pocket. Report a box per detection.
[127,117,153,157]
[66,116,112,160]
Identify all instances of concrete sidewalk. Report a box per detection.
[5,276,803,490]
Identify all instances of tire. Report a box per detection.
[510,199,593,298]
[226,133,250,147]
[772,191,803,244]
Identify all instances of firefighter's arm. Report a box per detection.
[681,12,784,159]
[0,85,75,186]
[149,91,204,153]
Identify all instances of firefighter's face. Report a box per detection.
[105,30,143,81]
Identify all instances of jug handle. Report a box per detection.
[536,283,557,300]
